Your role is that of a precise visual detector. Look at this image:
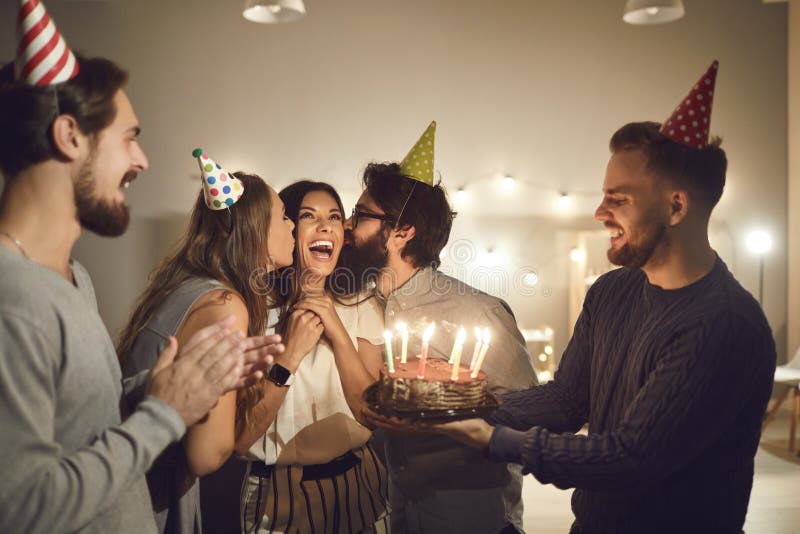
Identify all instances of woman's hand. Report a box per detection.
[280,309,324,371]
[293,294,348,346]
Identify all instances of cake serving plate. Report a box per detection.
[363,382,502,422]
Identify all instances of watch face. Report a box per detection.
[269,363,292,386]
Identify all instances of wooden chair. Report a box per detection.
[762,347,800,452]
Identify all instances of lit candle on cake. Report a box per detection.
[448,326,466,364]
[383,330,395,373]
[417,322,436,379]
[450,327,467,381]
[396,322,409,364]
[470,328,491,378]
[469,326,484,370]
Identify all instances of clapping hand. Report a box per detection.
[236,333,285,388]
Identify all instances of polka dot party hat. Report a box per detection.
[399,121,436,186]
[192,148,244,210]
[660,60,718,149]
[15,0,80,85]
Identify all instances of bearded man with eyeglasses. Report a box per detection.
[339,162,537,534]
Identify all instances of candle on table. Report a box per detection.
[417,322,436,379]
[383,330,395,373]
[470,328,491,378]
[450,327,467,381]
[396,322,409,364]
[469,326,484,370]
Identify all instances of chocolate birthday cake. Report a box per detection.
[375,358,488,411]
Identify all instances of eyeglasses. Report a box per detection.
[350,208,395,229]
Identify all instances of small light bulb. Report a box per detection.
[538,353,548,362]
[523,272,539,287]
[454,187,469,206]
[745,230,772,255]
[557,192,572,211]
[544,345,553,355]
[570,248,586,263]
[501,175,515,190]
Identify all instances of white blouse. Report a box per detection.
[246,295,385,466]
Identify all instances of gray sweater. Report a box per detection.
[0,246,185,533]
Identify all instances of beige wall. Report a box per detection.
[789,0,800,361]
[0,0,790,356]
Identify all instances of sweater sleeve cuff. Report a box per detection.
[488,424,525,464]
[130,396,186,443]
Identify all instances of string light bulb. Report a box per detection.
[557,192,572,211]
[523,272,539,287]
[570,247,586,263]
[454,187,469,206]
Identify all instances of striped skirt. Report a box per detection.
[240,444,389,534]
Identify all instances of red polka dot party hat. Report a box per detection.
[192,148,244,210]
[15,0,80,85]
[660,60,718,149]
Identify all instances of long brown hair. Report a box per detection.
[116,172,275,434]
[273,181,348,335]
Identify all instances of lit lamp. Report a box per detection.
[243,0,306,23]
[622,0,685,25]
[745,230,772,305]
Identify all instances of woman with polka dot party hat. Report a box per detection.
[117,148,297,534]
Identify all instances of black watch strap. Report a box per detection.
[267,363,294,387]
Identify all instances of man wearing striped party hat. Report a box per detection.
[0,2,283,533]
[435,61,776,533]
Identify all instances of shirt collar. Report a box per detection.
[373,266,436,309]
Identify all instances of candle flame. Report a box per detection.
[383,330,393,341]
[456,327,467,345]
[483,328,491,343]
[423,322,436,343]
[474,326,483,342]
[396,322,407,333]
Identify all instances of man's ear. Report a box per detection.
[668,190,689,226]
[389,224,416,254]
[50,114,84,161]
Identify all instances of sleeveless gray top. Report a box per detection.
[122,277,226,534]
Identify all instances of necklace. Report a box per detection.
[0,230,30,259]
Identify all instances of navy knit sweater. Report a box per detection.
[487,257,776,534]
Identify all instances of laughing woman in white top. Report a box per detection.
[235,181,389,533]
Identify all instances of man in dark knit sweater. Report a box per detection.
[435,115,777,532]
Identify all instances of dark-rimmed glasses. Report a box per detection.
[350,208,395,229]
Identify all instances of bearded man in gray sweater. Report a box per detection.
[0,6,283,533]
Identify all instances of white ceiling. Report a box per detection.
[0,0,789,222]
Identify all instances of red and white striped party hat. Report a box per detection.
[192,148,245,210]
[660,60,718,149]
[14,0,80,86]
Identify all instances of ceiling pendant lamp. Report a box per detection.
[623,0,685,25]
[243,0,307,24]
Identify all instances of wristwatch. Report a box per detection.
[267,363,294,387]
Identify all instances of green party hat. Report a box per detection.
[399,121,436,186]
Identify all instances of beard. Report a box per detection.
[607,211,667,269]
[334,228,389,294]
[73,157,132,237]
